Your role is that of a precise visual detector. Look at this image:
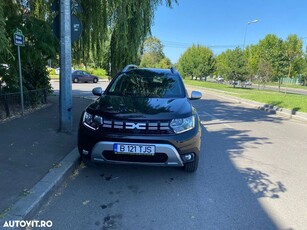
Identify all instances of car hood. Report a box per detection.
[87,95,192,120]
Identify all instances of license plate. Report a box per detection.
[114,143,155,155]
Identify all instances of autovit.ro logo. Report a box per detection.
[3,220,53,228]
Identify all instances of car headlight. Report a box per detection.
[170,116,195,134]
[83,112,103,130]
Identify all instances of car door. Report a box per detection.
[82,71,92,82]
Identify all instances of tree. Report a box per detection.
[109,1,172,76]
[1,0,57,93]
[177,45,215,79]
[283,34,303,79]
[158,57,172,69]
[245,44,261,80]
[1,0,178,92]
[0,0,10,59]
[300,49,307,86]
[215,47,248,85]
[257,34,287,91]
[257,58,273,89]
[140,36,172,68]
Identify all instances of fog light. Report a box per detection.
[181,153,195,162]
[82,150,89,155]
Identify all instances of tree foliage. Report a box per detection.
[177,45,215,79]
[257,58,273,88]
[215,34,306,89]
[283,34,303,79]
[140,36,172,68]
[0,0,10,58]
[109,1,177,76]
[215,47,247,82]
[75,0,177,76]
[1,0,57,93]
[257,34,287,86]
[1,0,177,92]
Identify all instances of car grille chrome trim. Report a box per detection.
[100,119,172,134]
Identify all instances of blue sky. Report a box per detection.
[151,0,307,63]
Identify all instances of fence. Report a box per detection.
[0,89,48,120]
[281,77,300,84]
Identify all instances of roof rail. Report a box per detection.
[170,66,178,74]
[122,64,138,72]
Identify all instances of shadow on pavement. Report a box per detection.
[33,98,284,229]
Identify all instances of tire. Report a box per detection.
[73,78,79,83]
[93,78,98,83]
[78,145,91,165]
[183,157,199,172]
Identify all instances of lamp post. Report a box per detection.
[243,19,258,49]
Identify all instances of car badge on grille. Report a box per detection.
[125,122,146,130]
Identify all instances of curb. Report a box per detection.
[0,148,80,228]
[186,86,307,123]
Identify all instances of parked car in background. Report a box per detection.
[216,76,224,83]
[243,81,252,87]
[72,70,99,83]
[55,67,60,75]
[78,65,202,172]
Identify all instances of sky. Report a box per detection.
[151,0,307,64]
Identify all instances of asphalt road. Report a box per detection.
[50,80,110,99]
[34,83,307,230]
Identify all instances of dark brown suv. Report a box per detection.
[78,66,202,172]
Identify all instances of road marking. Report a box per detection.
[200,111,233,129]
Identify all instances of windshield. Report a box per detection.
[106,71,185,98]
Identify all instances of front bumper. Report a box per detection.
[90,141,184,166]
[78,115,201,167]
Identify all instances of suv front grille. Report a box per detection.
[101,119,173,134]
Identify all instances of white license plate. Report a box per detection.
[114,144,155,155]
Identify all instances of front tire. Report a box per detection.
[93,78,98,83]
[73,78,79,83]
[183,157,199,172]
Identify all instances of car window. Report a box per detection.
[107,72,184,98]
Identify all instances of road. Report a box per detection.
[50,80,110,100]
[34,82,307,230]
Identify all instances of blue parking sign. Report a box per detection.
[13,29,25,46]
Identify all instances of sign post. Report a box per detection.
[52,0,83,132]
[13,28,25,115]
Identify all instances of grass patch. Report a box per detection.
[49,74,59,79]
[184,79,307,113]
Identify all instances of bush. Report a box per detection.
[90,68,107,78]
[47,67,56,75]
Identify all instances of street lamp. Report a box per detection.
[243,19,258,49]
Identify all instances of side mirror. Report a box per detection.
[92,87,103,96]
[190,91,202,100]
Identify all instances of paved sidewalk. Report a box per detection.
[0,95,91,216]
